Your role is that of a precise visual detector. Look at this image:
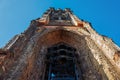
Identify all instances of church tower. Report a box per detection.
[0,8,120,80]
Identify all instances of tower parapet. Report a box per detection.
[36,8,83,27]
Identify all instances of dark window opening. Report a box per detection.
[53,47,58,51]
[67,47,73,51]
[59,50,66,55]
[61,17,67,20]
[54,17,59,20]
[58,45,66,49]
[45,43,79,80]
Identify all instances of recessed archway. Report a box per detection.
[34,29,108,80]
[19,29,108,80]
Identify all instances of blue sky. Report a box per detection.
[0,0,120,48]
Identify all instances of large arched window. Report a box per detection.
[45,43,79,80]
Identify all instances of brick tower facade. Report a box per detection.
[0,8,120,80]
